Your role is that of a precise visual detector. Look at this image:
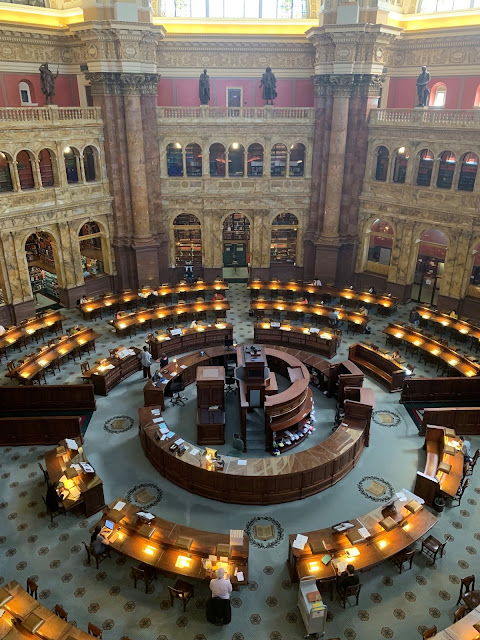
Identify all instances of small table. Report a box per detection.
[463,589,480,610]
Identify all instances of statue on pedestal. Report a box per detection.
[260,67,277,105]
[416,66,431,107]
[39,63,59,105]
[199,69,210,105]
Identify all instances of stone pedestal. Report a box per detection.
[11,300,35,324]
[437,294,460,315]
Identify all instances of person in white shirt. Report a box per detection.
[461,437,472,462]
[209,567,232,600]
[138,346,153,379]
[0,325,6,336]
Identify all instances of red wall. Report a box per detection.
[157,76,314,107]
[0,73,80,107]
[387,75,480,109]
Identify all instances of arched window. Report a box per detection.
[458,152,478,192]
[228,143,244,177]
[375,146,389,181]
[166,143,183,176]
[185,143,202,177]
[39,149,54,187]
[25,231,59,300]
[79,222,105,278]
[173,214,202,266]
[16,151,35,190]
[247,143,264,177]
[64,147,79,184]
[416,149,434,187]
[414,228,449,305]
[0,152,14,192]
[368,219,394,267]
[83,146,97,182]
[271,143,287,177]
[289,143,305,177]
[392,147,409,184]
[431,84,447,108]
[209,143,225,177]
[436,150,456,189]
[19,81,34,105]
[271,213,298,264]
[475,85,480,108]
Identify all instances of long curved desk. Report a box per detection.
[0,309,65,353]
[253,322,340,358]
[417,305,480,344]
[147,323,233,360]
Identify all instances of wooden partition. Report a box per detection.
[400,377,480,404]
[349,343,406,392]
[254,322,340,358]
[148,324,233,359]
[0,384,96,413]
[0,416,82,446]
[420,407,480,436]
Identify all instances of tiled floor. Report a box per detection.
[1,284,479,640]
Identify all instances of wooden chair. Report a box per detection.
[32,371,47,385]
[456,575,475,605]
[452,478,469,506]
[38,462,49,483]
[88,622,102,638]
[46,359,61,376]
[83,541,110,569]
[338,582,362,608]
[168,579,194,612]
[26,578,38,600]
[80,361,91,375]
[130,565,156,593]
[42,496,66,523]
[54,604,68,621]
[421,535,447,565]
[391,548,415,574]
[465,449,479,475]
[453,604,468,622]
[422,626,437,639]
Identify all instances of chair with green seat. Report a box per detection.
[227,434,244,457]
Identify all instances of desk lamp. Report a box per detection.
[0,587,13,608]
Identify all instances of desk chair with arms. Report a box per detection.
[169,579,194,611]
[225,373,237,396]
[170,377,187,406]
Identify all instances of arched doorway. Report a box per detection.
[412,228,449,306]
[79,221,105,279]
[25,231,59,305]
[173,214,202,277]
[222,213,250,273]
[270,213,298,264]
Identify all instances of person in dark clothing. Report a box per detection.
[45,483,62,513]
[90,525,109,554]
[409,308,420,326]
[336,564,360,593]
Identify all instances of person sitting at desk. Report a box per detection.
[336,564,359,594]
[45,482,63,513]
[212,292,225,302]
[0,324,5,336]
[159,354,169,368]
[300,296,308,305]
[391,349,401,361]
[210,567,232,600]
[460,437,472,462]
[358,306,368,317]
[449,309,458,319]
[90,525,110,554]
[313,278,322,287]
[328,310,340,327]
[79,295,88,305]
[190,319,197,329]
[368,286,376,295]
[115,310,125,321]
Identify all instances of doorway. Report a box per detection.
[25,231,59,307]
[411,229,448,306]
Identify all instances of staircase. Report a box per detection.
[245,407,266,453]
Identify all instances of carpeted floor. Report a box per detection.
[1,283,479,640]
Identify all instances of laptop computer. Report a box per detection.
[101,519,115,538]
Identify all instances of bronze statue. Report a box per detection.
[416,66,431,107]
[39,63,58,105]
[260,67,277,105]
[199,69,210,105]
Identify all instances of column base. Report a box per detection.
[459,295,480,322]
[386,282,412,303]
[114,242,161,290]
[355,271,387,293]
[437,294,459,315]
[11,300,35,323]
[58,275,117,308]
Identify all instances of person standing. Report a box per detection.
[409,308,420,327]
[139,346,153,379]
[209,567,232,599]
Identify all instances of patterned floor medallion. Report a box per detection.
[125,483,163,509]
[358,476,395,502]
[372,410,401,427]
[245,517,284,549]
[104,415,135,434]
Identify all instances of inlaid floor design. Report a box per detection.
[1,284,479,640]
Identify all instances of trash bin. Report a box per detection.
[434,496,445,513]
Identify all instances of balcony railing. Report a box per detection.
[0,106,103,125]
[157,106,315,121]
[370,109,480,128]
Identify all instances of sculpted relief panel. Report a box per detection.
[386,38,480,70]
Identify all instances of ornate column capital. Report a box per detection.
[313,73,384,98]
[85,72,160,96]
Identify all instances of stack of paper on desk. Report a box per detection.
[292,534,308,550]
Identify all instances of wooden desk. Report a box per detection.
[433,605,480,640]
[250,300,368,332]
[148,323,233,359]
[420,407,480,436]
[80,280,228,318]
[287,493,437,587]
[417,306,480,343]
[348,343,406,392]
[81,346,141,396]
[254,322,340,358]
[383,323,480,377]
[139,401,371,504]
[0,310,65,352]
[112,301,230,336]
[5,328,100,384]
[93,498,248,587]
[248,280,397,314]
[1,580,91,639]
[45,438,105,517]
[0,385,96,413]
[196,366,225,445]
[400,376,480,404]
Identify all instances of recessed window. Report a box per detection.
[432,85,446,107]
[19,81,33,105]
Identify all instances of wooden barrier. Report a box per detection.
[0,416,82,446]
[420,407,480,436]
[0,384,96,413]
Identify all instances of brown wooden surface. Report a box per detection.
[0,310,65,351]
[287,494,437,583]
[432,606,480,640]
[1,580,91,640]
[417,306,480,341]
[248,280,397,311]
[80,280,229,317]
[250,300,368,331]
[383,323,480,377]
[81,347,141,396]
[348,343,406,392]
[0,385,96,413]
[93,498,248,586]
[0,416,82,446]
[254,323,340,358]
[196,366,225,445]
[148,324,233,359]
[421,407,480,435]
[400,376,480,404]
[112,301,230,335]
[5,328,100,384]
[45,437,105,517]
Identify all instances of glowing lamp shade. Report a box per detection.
[119,323,126,329]
[308,561,319,572]
[402,522,411,532]
[449,359,458,366]
[144,545,156,556]
[395,332,403,338]
[175,554,192,569]
[414,340,421,346]
[0,587,13,607]
[377,540,387,550]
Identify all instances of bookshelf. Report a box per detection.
[174,214,202,267]
[271,214,298,264]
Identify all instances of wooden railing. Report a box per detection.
[0,106,103,124]
[370,109,480,128]
[158,106,315,121]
